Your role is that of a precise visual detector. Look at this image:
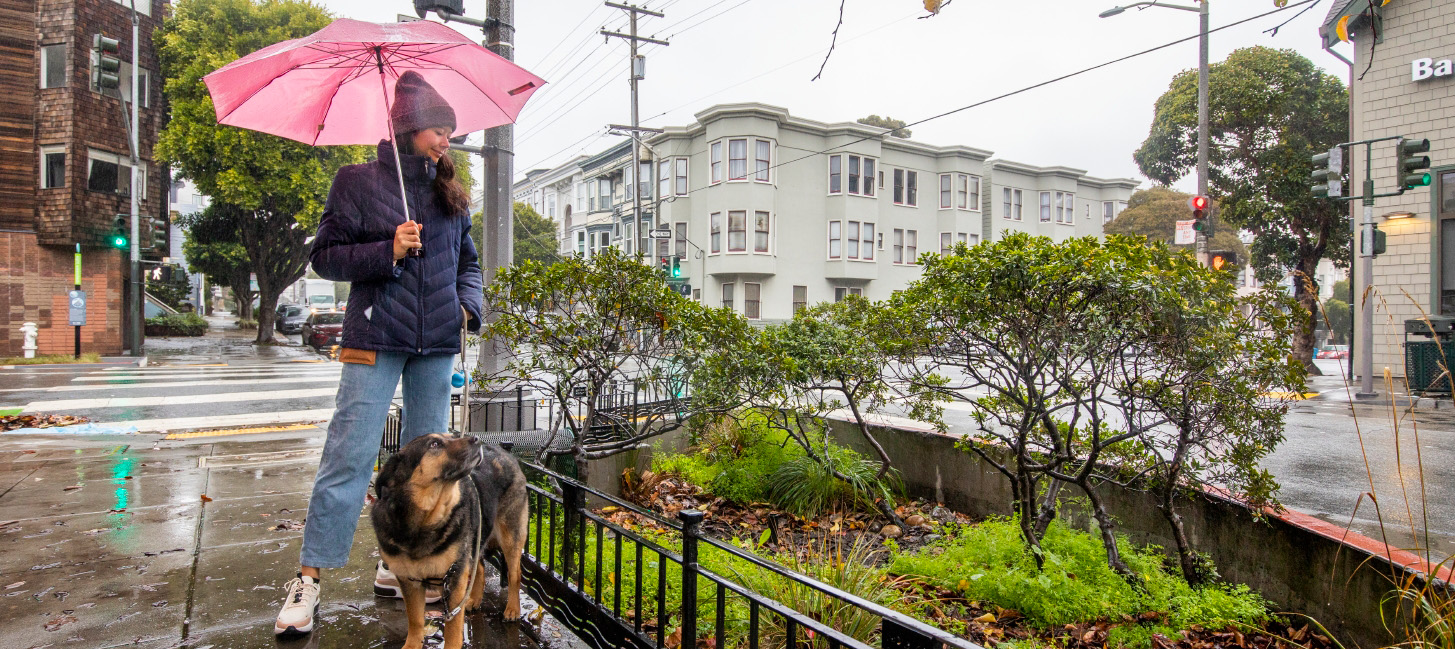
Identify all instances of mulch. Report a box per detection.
[609,468,1344,649]
[1,414,89,431]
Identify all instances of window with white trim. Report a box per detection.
[960,174,979,210]
[728,210,746,252]
[658,160,671,199]
[1102,200,1126,223]
[547,194,556,218]
[906,229,917,263]
[674,158,688,196]
[940,232,953,255]
[754,211,770,253]
[40,44,66,89]
[597,177,613,211]
[728,139,747,181]
[1039,191,1052,222]
[862,158,876,196]
[940,174,953,209]
[792,285,807,313]
[710,141,722,184]
[827,154,876,197]
[639,161,652,199]
[861,222,875,260]
[710,212,722,254]
[1056,192,1074,224]
[576,230,586,256]
[847,221,860,259]
[40,146,65,189]
[755,139,772,182]
[829,156,842,194]
[722,282,734,310]
[893,228,904,263]
[1003,188,1023,220]
[674,222,688,258]
[834,287,863,302]
[828,220,842,259]
[893,169,917,206]
[744,282,761,320]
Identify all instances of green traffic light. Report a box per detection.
[111,235,128,248]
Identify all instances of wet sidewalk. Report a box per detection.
[0,428,582,649]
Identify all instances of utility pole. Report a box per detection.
[603,2,668,257]
[1194,0,1210,267]
[127,1,142,356]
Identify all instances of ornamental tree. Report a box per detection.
[480,248,750,475]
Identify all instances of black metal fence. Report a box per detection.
[510,461,982,649]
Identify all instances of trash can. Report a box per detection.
[1405,317,1455,394]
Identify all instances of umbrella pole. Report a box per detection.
[375,49,412,228]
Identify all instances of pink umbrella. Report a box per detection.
[203,18,545,220]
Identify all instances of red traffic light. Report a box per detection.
[1187,196,1210,211]
[1211,255,1227,271]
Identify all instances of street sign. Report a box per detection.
[648,228,673,239]
[68,290,86,326]
[667,281,691,297]
[1174,220,1195,245]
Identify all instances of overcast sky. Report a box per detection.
[314,0,1351,194]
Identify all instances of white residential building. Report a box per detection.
[512,103,1139,322]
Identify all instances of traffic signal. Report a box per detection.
[92,34,121,94]
[1397,137,1432,190]
[147,216,166,251]
[1363,224,1388,256]
[658,256,670,276]
[670,255,682,279]
[1310,146,1344,198]
[414,0,464,18]
[110,214,128,249]
[1188,195,1211,233]
[1209,250,1238,271]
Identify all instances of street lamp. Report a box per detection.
[1101,0,1209,266]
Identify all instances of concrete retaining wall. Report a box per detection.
[820,417,1449,649]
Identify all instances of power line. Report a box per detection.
[667,0,1320,201]
[526,4,610,71]
[516,65,625,145]
[515,129,613,180]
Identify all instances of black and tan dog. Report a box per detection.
[372,433,528,649]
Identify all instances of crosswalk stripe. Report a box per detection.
[73,368,341,381]
[3,408,338,435]
[45,375,339,392]
[23,387,339,412]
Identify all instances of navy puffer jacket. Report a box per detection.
[310,141,483,355]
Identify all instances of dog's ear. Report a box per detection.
[376,453,405,499]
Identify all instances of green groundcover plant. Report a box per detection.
[890,517,1268,646]
[145,313,209,336]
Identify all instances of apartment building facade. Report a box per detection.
[1,0,166,356]
[512,103,1137,322]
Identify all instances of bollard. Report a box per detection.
[20,322,38,359]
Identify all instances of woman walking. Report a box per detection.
[274,71,483,636]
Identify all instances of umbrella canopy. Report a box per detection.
[203,18,545,146]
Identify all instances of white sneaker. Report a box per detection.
[374,560,442,603]
[274,575,321,636]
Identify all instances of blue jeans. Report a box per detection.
[300,351,455,569]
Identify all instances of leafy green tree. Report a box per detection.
[512,202,559,266]
[856,115,912,139]
[1323,298,1352,345]
[1134,46,1348,373]
[890,233,1301,582]
[176,205,253,319]
[480,248,748,475]
[156,0,368,343]
[1105,186,1246,262]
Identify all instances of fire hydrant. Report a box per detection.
[20,322,38,359]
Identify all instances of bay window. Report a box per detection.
[728,210,746,252]
[754,211,770,253]
[728,138,747,180]
[755,139,771,182]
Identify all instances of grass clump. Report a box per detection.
[653,411,900,518]
[2,352,103,365]
[890,517,1267,643]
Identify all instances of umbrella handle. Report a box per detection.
[376,48,413,230]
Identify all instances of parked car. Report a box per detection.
[1316,344,1350,359]
[275,304,309,335]
[301,310,345,352]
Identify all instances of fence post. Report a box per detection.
[516,386,524,430]
[561,481,583,583]
[679,509,704,647]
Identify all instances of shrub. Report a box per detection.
[890,517,1267,645]
[734,539,897,648]
[768,444,902,519]
[145,313,209,336]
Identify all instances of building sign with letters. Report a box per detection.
[1412,57,1454,82]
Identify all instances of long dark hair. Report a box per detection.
[396,133,471,217]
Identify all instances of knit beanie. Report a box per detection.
[390,71,457,135]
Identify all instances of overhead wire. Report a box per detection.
[661,0,1321,202]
